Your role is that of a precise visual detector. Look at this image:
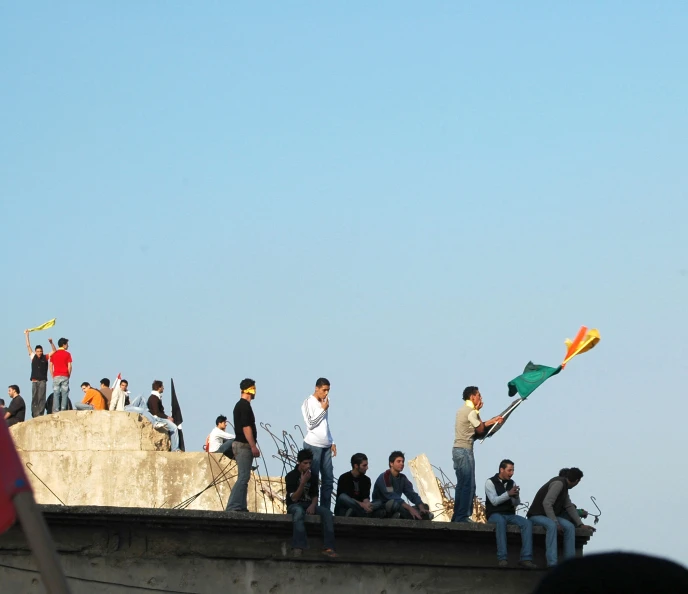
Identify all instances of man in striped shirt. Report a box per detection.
[301,378,337,511]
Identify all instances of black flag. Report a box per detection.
[170,378,185,451]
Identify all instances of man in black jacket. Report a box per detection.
[485,459,537,568]
[527,467,595,567]
[334,453,383,518]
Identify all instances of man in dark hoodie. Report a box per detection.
[372,451,433,520]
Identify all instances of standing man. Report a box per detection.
[527,467,595,567]
[372,451,433,520]
[24,330,56,418]
[50,338,72,412]
[207,415,235,456]
[146,380,181,452]
[451,386,503,523]
[286,449,337,558]
[485,459,537,569]
[301,377,336,511]
[4,385,26,428]
[335,453,381,518]
[226,378,260,512]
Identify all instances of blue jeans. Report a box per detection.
[302,442,334,511]
[151,416,180,451]
[488,513,533,561]
[334,494,382,517]
[53,376,70,412]
[451,447,475,522]
[287,502,335,550]
[529,515,576,566]
[74,402,94,410]
[216,439,234,457]
[226,441,253,511]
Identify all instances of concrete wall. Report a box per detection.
[10,412,286,513]
[0,506,591,594]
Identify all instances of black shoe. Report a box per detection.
[518,560,538,569]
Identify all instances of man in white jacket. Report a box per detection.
[301,378,337,511]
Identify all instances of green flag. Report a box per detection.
[508,361,562,399]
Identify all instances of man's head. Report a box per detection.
[152,380,164,393]
[7,385,20,398]
[462,386,482,409]
[0,398,4,407]
[314,377,330,400]
[100,378,110,388]
[498,459,515,481]
[240,378,256,400]
[297,448,314,473]
[57,338,69,349]
[388,450,405,472]
[350,453,369,475]
[562,467,584,488]
[35,345,44,356]
[216,415,228,430]
[120,380,129,391]
[81,382,91,392]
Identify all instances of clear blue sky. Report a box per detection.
[2,1,687,566]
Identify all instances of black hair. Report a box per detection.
[240,378,255,391]
[121,379,128,385]
[297,449,314,463]
[216,415,227,425]
[35,345,43,351]
[351,453,368,467]
[8,385,20,395]
[315,377,330,387]
[152,380,163,391]
[499,459,515,470]
[559,468,569,477]
[100,378,110,387]
[81,382,90,388]
[564,467,584,482]
[0,399,4,406]
[463,386,479,400]
[388,450,405,466]
[57,338,68,348]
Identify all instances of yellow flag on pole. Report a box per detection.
[27,318,56,333]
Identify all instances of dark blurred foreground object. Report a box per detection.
[533,552,688,594]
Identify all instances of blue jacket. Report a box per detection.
[372,470,423,506]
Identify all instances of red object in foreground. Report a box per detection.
[0,418,32,534]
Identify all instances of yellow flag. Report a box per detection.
[27,318,56,332]
[562,328,600,366]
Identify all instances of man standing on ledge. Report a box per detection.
[301,377,336,511]
[451,386,503,522]
[527,467,595,567]
[226,378,260,512]
[50,338,72,412]
[24,330,56,418]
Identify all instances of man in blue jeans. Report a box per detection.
[451,386,503,522]
[527,467,596,567]
[485,459,537,568]
[301,378,336,511]
[286,449,337,558]
[226,379,260,512]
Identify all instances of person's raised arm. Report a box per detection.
[24,330,33,357]
[290,469,310,504]
[48,338,56,353]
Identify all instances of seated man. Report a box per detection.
[4,385,26,427]
[527,467,595,567]
[335,452,382,517]
[207,415,235,456]
[146,380,181,452]
[75,382,107,410]
[285,449,337,558]
[372,451,433,520]
[485,459,537,568]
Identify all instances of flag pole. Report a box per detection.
[12,491,72,594]
[479,398,524,444]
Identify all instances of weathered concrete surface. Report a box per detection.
[10,412,286,513]
[0,506,593,594]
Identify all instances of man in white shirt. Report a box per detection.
[208,415,236,456]
[301,377,337,511]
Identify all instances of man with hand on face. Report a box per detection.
[372,451,433,520]
[527,467,596,567]
[226,378,260,512]
[335,453,382,518]
[301,377,337,511]
[451,386,503,523]
[485,459,537,569]
[285,448,337,558]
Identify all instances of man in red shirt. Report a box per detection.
[50,338,72,413]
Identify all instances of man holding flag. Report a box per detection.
[24,330,56,418]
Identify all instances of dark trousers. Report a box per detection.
[31,380,47,418]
